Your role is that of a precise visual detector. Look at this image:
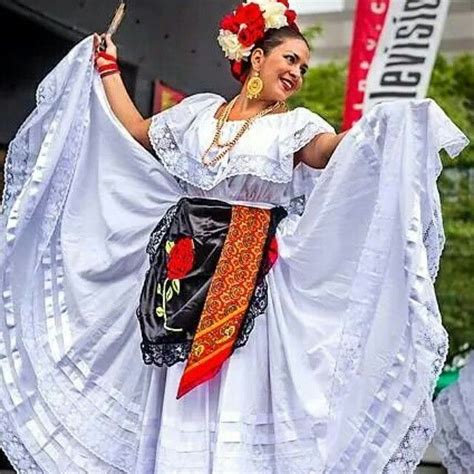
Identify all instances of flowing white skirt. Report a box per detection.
[0,37,469,473]
[433,352,474,473]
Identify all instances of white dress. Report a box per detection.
[0,37,469,474]
[433,352,474,472]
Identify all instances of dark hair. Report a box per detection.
[236,26,309,81]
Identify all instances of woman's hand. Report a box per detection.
[93,33,118,69]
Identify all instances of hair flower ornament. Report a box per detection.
[217,0,299,82]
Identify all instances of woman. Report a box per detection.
[94,5,347,400]
[0,1,468,472]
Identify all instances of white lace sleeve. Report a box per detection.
[279,108,336,214]
[278,107,335,157]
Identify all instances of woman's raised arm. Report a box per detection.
[94,34,152,149]
[295,131,348,169]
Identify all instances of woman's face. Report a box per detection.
[253,37,310,102]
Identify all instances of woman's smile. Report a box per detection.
[280,76,296,91]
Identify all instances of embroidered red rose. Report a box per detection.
[167,237,194,280]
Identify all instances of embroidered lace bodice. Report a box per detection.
[148,93,334,207]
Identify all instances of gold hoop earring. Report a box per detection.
[246,71,264,100]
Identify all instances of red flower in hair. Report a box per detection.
[220,14,239,34]
[238,26,260,47]
[234,3,262,23]
[167,237,194,280]
[231,60,249,83]
[285,9,297,25]
[218,1,299,83]
[234,3,265,38]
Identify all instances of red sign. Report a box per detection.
[342,0,390,130]
[153,81,186,114]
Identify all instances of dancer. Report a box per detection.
[94,3,346,400]
[0,1,468,472]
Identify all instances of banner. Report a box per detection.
[364,0,450,113]
[343,0,450,130]
[342,0,390,130]
[153,81,186,114]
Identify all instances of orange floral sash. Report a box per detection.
[177,205,271,398]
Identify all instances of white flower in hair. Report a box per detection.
[245,0,288,30]
[217,29,253,61]
[262,3,288,29]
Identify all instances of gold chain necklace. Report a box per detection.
[202,96,285,167]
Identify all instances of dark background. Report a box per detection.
[0,0,239,144]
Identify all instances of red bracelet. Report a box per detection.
[98,63,120,75]
[100,70,121,79]
[96,51,117,62]
[95,51,120,77]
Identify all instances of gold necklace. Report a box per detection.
[202,96,285,167]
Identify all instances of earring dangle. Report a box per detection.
[246,71,264,100]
